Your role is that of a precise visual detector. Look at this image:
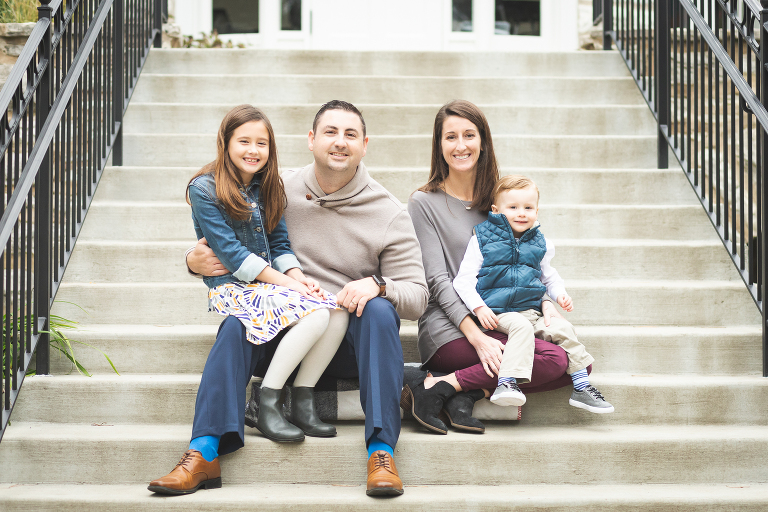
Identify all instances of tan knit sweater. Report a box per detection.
[282,162,428,321]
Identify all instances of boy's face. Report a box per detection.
[491,186,539,237]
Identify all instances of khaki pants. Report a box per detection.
[495,309,594,382]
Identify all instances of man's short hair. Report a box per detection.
[312,100,367,137]
[493,175,540,204]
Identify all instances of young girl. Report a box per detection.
[186,104,347,443]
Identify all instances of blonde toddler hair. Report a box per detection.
[492,175,540,204]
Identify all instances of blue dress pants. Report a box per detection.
[191,297,403,456]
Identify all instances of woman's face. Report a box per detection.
[441,115,481,177]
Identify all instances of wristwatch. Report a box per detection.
[372,275,386,297]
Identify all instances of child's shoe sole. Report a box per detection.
[490,393,526,407]
[569,398,615,414]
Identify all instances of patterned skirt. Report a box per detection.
[209,282,340,345]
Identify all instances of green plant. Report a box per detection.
[2,303,119,378]
[181,30,245,49]
[0,0,38,24]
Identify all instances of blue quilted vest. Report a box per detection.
[474,212,547,314]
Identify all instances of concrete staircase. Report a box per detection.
[0,49,766,510]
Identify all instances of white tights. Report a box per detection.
[260,308,348,389]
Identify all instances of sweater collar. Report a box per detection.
[301,161,370,208]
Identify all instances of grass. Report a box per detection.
[0,0,38,24]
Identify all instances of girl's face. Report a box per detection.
[228,120,270,184]
[441,115,481,177]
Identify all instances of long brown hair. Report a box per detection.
[418,100,499,212]
[187,105,285,233]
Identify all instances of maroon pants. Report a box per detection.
[425,331,591,393]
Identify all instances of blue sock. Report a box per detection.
[367,432,394,458]
[571,369,590,391]
[189,435,220,462]
[497,376,517,386]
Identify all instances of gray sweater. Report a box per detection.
[282,163,429,321]
[407,190,489,363]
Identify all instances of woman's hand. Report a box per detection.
[542,299,564,327]
[468,331,505,378]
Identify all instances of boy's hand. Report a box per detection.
[474,305,499,330]
[557,294,573,312]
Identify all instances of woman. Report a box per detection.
[406,100,586,434]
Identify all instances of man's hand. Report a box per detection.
[187,238,227,276]
[557,294,573,312]
[541,299,564,327]
[474,305,498,330]
[336,277,380,317]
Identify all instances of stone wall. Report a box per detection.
[0,23,35,90]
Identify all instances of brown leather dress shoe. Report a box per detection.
[147,449,222,495]
[366,451,404,497]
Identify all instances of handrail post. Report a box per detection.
[760,1,768,377]
[35,0,53,375]
[154,0,163,48]
[655,0,670,169]
[112,0,124,166]
[603,0,613,50]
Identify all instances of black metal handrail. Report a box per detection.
[597,0,768,376]
[0,0,165,441]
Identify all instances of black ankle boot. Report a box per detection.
[286,386,336,437]
[442,389,486,433]
[255,387,305,443]
[404,380,456,434]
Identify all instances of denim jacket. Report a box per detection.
[188,173,302,289]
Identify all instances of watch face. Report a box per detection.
[373,275,385,287]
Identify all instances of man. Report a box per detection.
[148,100,428,497]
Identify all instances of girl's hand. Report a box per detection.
[286,268,326,300]
[474,305,499,330]
[468,332,505,378]
[283,279,314,298]
[542,299,564,327]
[557,294,573,312]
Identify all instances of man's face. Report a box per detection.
[309,109,368,177]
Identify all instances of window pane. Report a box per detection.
[213,0,259,34]
[282,0,302,31]
[495,0,540,36]
[453,0,473,32]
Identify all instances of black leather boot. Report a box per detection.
[442,389,486,433]
[255,387,305,442]
[286,386,337,437]
[403,380,456,434]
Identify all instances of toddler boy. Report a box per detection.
[453,175,613,413]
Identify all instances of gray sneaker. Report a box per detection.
[490,381,526,406]
[569,385,614,414]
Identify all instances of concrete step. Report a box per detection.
[121,133,659,169]
[43,324,761,376]
[96,166,695,205]
[3,483,768,512]
[51,280,761,326]
[131,75,646,106]
[11,374,768,426]
[124,103,657,136]
[62,239,740,283]
[142,49,633,77]
[77,203,717,241]
[2,423,768,485]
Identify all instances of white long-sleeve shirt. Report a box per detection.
[453,234,567,313]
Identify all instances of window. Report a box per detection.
[453,0,473,32]
[495,0,540,36]
[281,0,302,31]
[213,0,259,34]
